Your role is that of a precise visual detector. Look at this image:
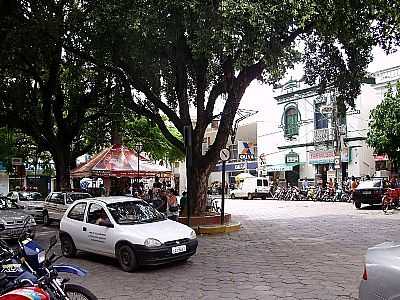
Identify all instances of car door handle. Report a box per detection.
[82,227,87,232]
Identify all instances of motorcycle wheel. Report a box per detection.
[64,283,98,300]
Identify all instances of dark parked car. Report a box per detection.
[353,179,384,209]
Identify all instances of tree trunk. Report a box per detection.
[187,165,213,215]
[52,146,72,192]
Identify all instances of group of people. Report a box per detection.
[128,178,188,222]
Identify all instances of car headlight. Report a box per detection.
[38,251,46,264]
[189,230,197,240]
[144,238,162,247]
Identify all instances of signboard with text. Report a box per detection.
[309,150,335,164]
[238,141,255,161]
[285,150,299,164]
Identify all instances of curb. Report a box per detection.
[196,222,241,235]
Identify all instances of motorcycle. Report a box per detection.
[0,285,50,300]
[0,223,97,300]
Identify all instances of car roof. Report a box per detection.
[89,196,143,205]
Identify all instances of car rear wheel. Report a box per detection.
[355,201,361,209]
[61,235,77,258]
[230,194,235,199]
[117,245,138,272]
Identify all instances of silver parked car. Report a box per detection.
[359,241,400,299]
[6,191,45,222]
[0,196,37,239]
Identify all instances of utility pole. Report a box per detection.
[332,91,341,185]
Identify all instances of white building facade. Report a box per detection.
[258,65,400,187]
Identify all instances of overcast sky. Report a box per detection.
[235,46,400,125]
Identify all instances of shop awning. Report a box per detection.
[264,163,300,172]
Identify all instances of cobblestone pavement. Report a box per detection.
[36,200,400,300]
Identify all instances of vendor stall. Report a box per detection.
[71,144,172,196]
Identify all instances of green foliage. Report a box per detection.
[123,117,184,163]
[367,82,400,167]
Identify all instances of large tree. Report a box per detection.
[367,81,400,168]
[0,1,115,190]
[66,0,400,214]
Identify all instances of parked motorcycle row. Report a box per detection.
[272,186,352,202]
[0,221,97,300]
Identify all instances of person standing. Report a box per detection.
[166,189,179,221]
[302,178,309,191]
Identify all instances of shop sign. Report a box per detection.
[265,164,294,172]
[309,150,335,164]
[214,161,257,172]
[238,141,255,161]
[327,170,336,181]
[374,154,389,161]
[341,147,349,162]
[285,150,299,164]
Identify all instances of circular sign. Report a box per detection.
[219,148,230,161]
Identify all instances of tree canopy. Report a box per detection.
[69,0,400,212]
[367,82,400,168]
[1,0,400,211]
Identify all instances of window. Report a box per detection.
[263,179,268,186]
[49,193,64,204]
[87,203,108,225]
[314,104,328,129]
[68,203,87,222]
[285,107,299,136]
[257,179,262,186]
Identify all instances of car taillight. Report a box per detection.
[362,264,367,280]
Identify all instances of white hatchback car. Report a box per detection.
[59,196,198,272]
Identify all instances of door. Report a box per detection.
[46,193,65,220]
[83,203,115,256]
[63,202,88,250]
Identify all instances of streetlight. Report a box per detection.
[134,142,144,183]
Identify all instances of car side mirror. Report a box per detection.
[98,220,114,228]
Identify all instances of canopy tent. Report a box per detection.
[235,172,255,182]
[71,144,171,179]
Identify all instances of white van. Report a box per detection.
[230,177,271,199]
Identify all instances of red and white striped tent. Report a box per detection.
[71,144,171,178]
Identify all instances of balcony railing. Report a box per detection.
[314,128,334,143]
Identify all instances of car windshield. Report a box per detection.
[107,201,166,224]
[357,180,382,189]
[0,197,21,210]
[66,193,92,204]
[18,192,42,201]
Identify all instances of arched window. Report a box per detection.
[285,107,299,137]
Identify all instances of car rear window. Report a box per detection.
[356,180,382,189]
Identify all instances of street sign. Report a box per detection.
[219,148,230,161]
[334,156,340,169]
[11,158,22,166]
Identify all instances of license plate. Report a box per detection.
[171,245,186,254]
[363,191,371,195]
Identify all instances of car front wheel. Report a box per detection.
[117,245,138,272]
[61,235,77,258]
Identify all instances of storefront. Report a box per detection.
[212,161,258,187]
[309,149,335,186]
